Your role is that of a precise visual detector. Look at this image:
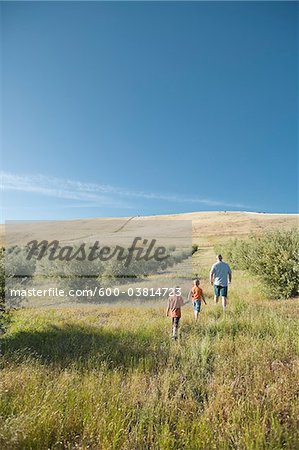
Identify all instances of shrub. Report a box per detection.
[217,229,299,299]
[192,244,199,255]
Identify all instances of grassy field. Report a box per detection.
[1,273,299,449]
[1,212,298,449]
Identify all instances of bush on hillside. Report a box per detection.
[217,229,299,299]
[192,244,199,255]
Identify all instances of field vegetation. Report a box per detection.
[217,229,299,299]
[0,214,298,449]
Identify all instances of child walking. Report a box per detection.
[188,279,207,321]
[166,288,186,340]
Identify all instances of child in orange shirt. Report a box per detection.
[188,278,207,321]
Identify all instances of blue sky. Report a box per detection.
[1,1,298,221]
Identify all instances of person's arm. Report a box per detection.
[166,298,170,316]
[228,265,232,284]
[201,292,207,305]
[177,295,187,306]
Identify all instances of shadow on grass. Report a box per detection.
[1,323,169,371]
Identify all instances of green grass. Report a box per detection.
[1,270,299,449]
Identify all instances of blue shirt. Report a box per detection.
[210,261,231,287]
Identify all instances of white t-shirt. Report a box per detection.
[210,261,231,287]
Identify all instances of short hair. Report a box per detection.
[217,254,223,260]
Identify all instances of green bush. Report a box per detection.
[192,244,199,255]
[217,229,299,299]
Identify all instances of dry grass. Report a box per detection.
[1,211,298,247]
[1,269,299,449]
[1,212,298,449]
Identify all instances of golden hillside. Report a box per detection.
[1,211,297,249]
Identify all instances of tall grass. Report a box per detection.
[1,285,298,449]
[1,232,298,449]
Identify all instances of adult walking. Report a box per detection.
[210,254,232,312]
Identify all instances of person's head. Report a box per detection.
[193,278,200,286]
[217,254,223,262]
[174,285,181,295]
